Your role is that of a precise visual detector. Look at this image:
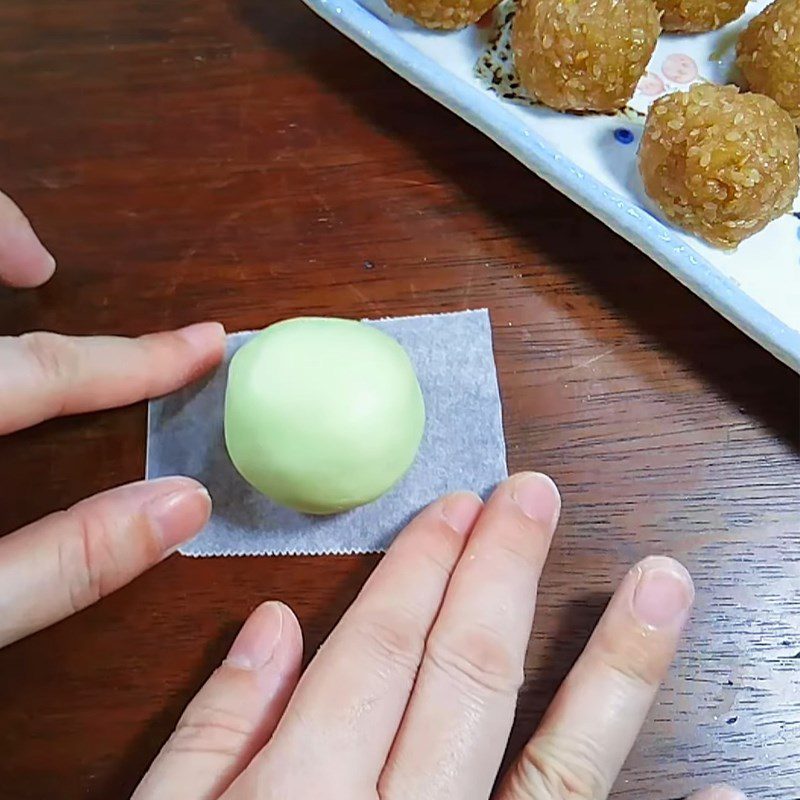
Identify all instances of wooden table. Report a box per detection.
[0,1,798,797]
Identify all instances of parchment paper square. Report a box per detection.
[146,309,507,556]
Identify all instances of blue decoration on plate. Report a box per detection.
[614,128,635,145]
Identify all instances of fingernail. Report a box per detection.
[226,602,285,671]
[177,321,226,351]
[633,557,695,629]
[511,472,561,527]
[441,491,483,535]
[690,785,747,800]
[145,482,212,554]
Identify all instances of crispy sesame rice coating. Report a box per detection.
[385,0,498,29]
[512,0,661,112]
[737,0,800,126]
[656,0,747,32]
[639,84,799,248]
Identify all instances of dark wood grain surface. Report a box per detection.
[0,2,798,798]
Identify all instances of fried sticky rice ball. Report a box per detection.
[385,0,498,29]
[511,0,661,112]
[639,84,799,248]
[655,0,747,32]
[737,0,800,126]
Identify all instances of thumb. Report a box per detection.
[132,601,303,800]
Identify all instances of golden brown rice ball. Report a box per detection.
[639,84,799,249]
[511,0,661,113]
[737,0,800,126]
[655,0,747,32]
[385,0,498,29]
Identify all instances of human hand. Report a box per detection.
[0,189,56,288]
[0,191,227,647]
[0,321,225,647]
[133,474,743,800]
[2,195,741,800]
[0,269,226,649]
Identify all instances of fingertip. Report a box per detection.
[145,322,226,388]
[689,785,748,800]
[22,250,56,288]
[635,556,695,593]
[258,600,302,640]
[143,477,212,555]
[0,217,56,289]
[439,491,483,536]
[630,556,695,630]
[272,601,304,656]
[226,601,303,672]
[176,321,227,358]
[506,471,561,528]
[38,250,56,284]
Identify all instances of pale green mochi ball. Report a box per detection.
[224,317,426,515]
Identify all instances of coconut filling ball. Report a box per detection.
[385,0,499,29]
[737,0,800,126]
[655,0,747,32]
[638,84,800,249]
[511,0,661,112]
[224,318,426,515]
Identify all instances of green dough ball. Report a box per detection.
[224,317,426,515]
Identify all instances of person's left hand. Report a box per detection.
[0,188,57,289]
[0,190,226,647]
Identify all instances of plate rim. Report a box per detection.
[300,0,800,373]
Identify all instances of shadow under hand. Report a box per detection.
[498,591,610,786]
[98,623,239,799]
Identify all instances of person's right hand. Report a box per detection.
[133,474,745,800]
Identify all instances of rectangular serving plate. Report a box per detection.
[301,0,800,373]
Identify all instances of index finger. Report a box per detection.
[0,322,226,435]
[0,190,55,288]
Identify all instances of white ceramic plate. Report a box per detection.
[301,0,800,372]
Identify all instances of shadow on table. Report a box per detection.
[497,591,609,786]
[233,0,799,453]
[101,621,238,798]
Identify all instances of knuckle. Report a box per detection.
[412,538,458,583]
[20,332,76,402]
[352,610,427,681]
[593,624,663,691]
[426,622,524,697]
[57,507,123,613]
[166,700,253,759]
[57,498,160,614]
[496,527,544,576]
[512,736,608,800]
[605,652,659,693]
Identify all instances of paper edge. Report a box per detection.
[144,398,152,480]
[177,544,385,557]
